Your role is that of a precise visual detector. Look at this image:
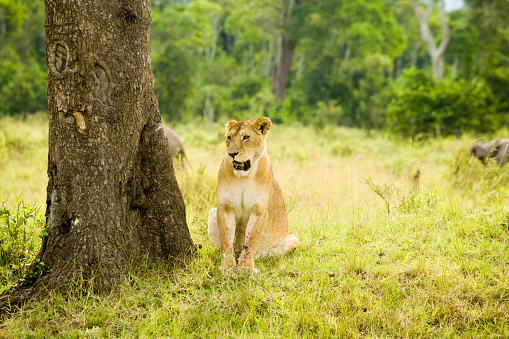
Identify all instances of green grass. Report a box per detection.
[1,115,509,337]
[0,113,48,205]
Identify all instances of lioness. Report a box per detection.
[208,117,298,270]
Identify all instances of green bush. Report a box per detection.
[387,68,499,137]
[0,50,48,116]
[0,200,46,286]
[152,45,195,121]
[211,72,269,121]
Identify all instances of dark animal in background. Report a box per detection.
[471,139,509,166]
[161,125,186,164]
[412,169,421,191]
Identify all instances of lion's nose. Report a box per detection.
[229,152,239,159]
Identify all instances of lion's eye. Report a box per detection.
[227,136,232,141]
[243,136,250,141]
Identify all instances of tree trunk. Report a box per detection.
[396,54,403,78]
[451,55,458,78]
[263,38,274,77]
[205,17,221,64]
[0,0,194,311]
[271,34,295,101]
[409,0,450,80]
[271,0,296,101]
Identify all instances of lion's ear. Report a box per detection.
[253,117,272,135]
[225,120,237,132]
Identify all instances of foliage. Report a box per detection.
[1,0,509,132]
[387,68,499,137]
[0,48,47,116]
[150,3,204,120]
[463,0,509,116]
[0,200,46,286]
[0,0,47,116]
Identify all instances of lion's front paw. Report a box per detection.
[238,258,255,269]
[220,255,236,270]
[238,266,259,274]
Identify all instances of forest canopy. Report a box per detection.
[1,0,508,137]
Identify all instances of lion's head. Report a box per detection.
[224,117,272,175]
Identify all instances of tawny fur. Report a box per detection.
[208,117,298,270]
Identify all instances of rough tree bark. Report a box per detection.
[409,0,450,80]
[0,0,194,311]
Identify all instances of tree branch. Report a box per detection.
[409,0,437,56]
[436,0,450,56]
[425,0,434,19]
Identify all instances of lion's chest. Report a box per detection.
[220,180,265,226]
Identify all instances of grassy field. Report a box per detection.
[1,113,509,337]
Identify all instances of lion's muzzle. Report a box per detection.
[233,160,251,171]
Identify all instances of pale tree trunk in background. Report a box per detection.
[205,18,221,64]
[296,52,304,80]
[203,18,221,121]
[263,38,274,77]
[203,93,214,125]
[396,54,403,78]
[452,55,458,78]
[271,0,295,101]
[0,0,194,311]
[410,40,419,68]
[409,0,450,80]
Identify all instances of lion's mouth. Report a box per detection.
[233,160,251,171]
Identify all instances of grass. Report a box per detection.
[0,113,48,205]
[1,114,509,337]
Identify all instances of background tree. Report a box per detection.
[286,0,405,128]
[387,68,498,137]
[464,0,509,116]
[0,0,47,116]
[0,0,194,310]
[1,0,508,134]
[271,0,298,101]
[408,0,450,80]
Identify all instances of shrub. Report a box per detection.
[387,69,499,137]
[0,50,48,116]
[0,200,46,286]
